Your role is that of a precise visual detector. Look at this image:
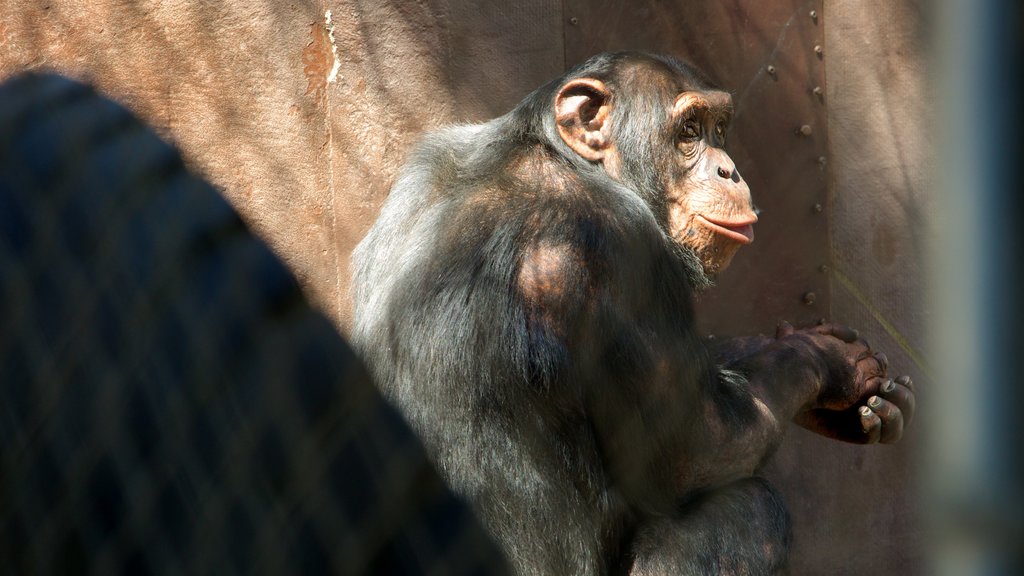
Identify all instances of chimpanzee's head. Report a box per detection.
[552,52,757,276]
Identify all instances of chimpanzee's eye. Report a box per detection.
[715,121,726,138]
[680,120,701,141]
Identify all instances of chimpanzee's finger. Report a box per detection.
[880,378,916,426]
[856,353,887,380]
[859,406,882,444]
[895,374,914,392]
[873,352,889,373]
[775,320,795,339]
[867,395,904,444]
[865,375,888,396]
[854,337,874,360]
[810,323,859,343]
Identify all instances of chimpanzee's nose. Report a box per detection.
[717,166,742,183]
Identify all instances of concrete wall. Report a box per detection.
[0,1,929,572]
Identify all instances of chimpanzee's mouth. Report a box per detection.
[696,215,756,244]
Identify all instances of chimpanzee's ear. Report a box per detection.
[555,79,612,161]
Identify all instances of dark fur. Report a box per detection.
[352,52,790,575]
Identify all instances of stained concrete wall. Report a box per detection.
[0,0,565,327]
[0,1,929,573]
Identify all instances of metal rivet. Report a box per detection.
[813,86,823,97]
[819,264,830,273]
[817,156,827,166]
[803,292,817,305]
[814,45,824,57]
[810,10,818,21]
[813,203,823,213]
[766,64,776,76]
[569,16,579,25]
[799,124,813,136]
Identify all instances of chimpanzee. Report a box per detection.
[351,52,915,575]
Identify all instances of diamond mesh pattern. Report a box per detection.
[0,73,507,576]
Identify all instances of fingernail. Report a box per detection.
[859,406,873,432]
[868,396,882,408]
[882,379,895,393]
[896,375,911,386]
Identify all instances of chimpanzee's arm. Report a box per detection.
[707,333,773,365]
[682,322,914,490]
[710,326,916,441]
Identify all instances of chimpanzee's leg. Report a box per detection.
[629,477,791,576]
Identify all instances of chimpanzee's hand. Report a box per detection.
[775,321,916,444]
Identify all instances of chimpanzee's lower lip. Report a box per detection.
[696,215,755,244]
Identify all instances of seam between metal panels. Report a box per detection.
[560,0,568,72]
[817,0,834,327]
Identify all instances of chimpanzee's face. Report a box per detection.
[662,90,757,275]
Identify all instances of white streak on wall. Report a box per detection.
[325,10,341,84]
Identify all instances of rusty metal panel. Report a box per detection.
[564,0,831,337]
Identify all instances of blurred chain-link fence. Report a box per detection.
[0,73,508,575]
